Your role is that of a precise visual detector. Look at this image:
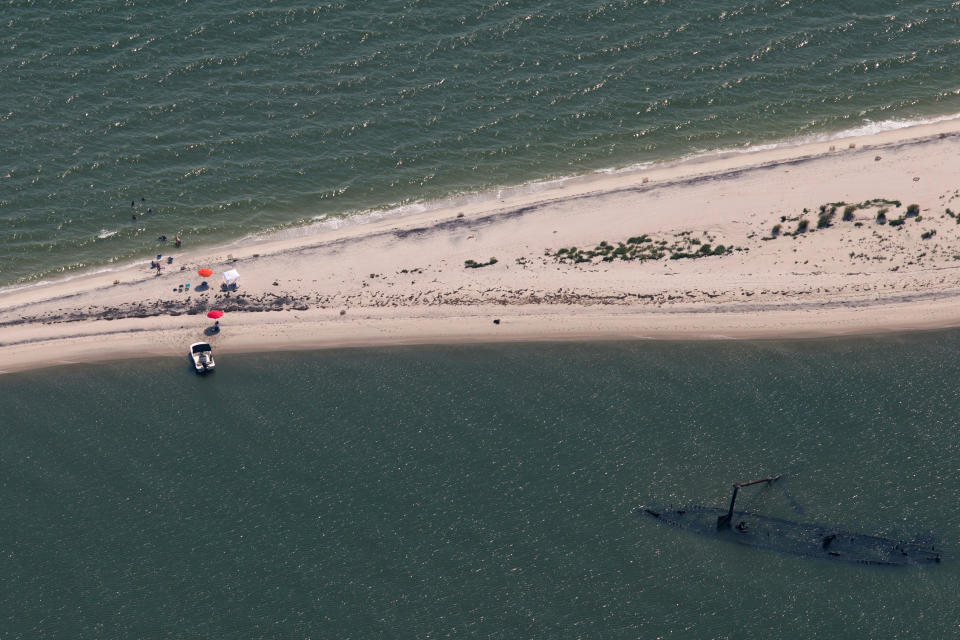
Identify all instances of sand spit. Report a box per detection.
[5,120,960,372]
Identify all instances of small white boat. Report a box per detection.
[190,342,216,373]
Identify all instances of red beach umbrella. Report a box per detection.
[207,310,224,319]
[197,268,213,277]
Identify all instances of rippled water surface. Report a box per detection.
[3,0,960,284]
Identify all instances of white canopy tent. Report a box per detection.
[222,269,240,286]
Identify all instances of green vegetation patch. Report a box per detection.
[772,199,909,237]
[669,244,729,260]
[817,207,835,228]
[464,257,498,269]
[549,232,736,265]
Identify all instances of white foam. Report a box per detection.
[684,112,960,163]
[592,112,960,180]
[239,111,960,246]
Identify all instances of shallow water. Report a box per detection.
[1,334,958,637]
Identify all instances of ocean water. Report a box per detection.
[5,5,960,637]
[3,0,960,285]
[1,334,959,637]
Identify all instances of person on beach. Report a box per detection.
[175,236,181,248]
[214,320,220,333]
[158,234,167,242]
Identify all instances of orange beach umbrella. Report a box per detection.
[207,310,224,319]
[197,268,213,277]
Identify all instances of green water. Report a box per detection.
[4,0,960,285]
[6,2,960,635]
[1,335,958,637]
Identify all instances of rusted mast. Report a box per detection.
[716,475,781,530]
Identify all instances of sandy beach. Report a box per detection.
[4,119,960,372]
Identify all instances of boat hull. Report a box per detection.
[639,505,941,566]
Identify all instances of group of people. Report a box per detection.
[136,198,218,332]
[133,198,181,248]
[156,234,182,247]
[150,255,176,275]
[131,197,153,220]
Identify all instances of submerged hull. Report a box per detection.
[640,505,941,566]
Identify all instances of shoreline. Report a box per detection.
[6,119,960,372]
[247,113,960,250]
[10,112,960,298]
